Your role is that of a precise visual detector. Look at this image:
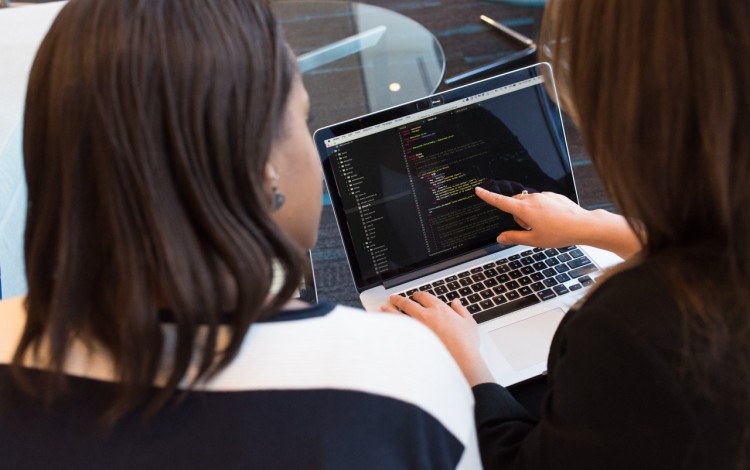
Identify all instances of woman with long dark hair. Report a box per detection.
[0,1,480,467]
[388,1,750,468]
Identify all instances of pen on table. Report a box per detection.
[480,14,536,48]
[444,15,537,85]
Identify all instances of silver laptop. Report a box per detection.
[314,63,621,386]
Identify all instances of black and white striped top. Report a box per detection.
[0,297,481,469]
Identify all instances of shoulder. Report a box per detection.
[212,304,483,469]
[0,300,481,468]
[258,302,468,377]
[209,304,479,453]
[548,261,687,398]
[575,243,723,328]
[224,303,474,394]
[536,256,737,466]
[0,296,27,365]
[548,260,692,419]
[324,304,468,359]
[472,259,714,468]
[1,299,480,466]
[249,302,472,396]
[561,261,681,352]
[583,261,673,315]
[552,260,682,370]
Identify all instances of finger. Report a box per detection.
[475,186,523,215]
[450,299,473,319]
[412,290,442,307]
[379,304,400,314]
[388,294,427,319]
[497,229,535,246]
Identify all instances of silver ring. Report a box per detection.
[521,190,529,195]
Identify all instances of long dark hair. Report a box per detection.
[541,0,750,462]
[14,0,304,422]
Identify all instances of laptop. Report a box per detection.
[314,63,621,386]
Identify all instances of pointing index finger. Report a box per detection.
[475,186,523,215]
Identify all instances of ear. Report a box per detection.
[261,163,276,210]
[264,162,286,212]
[264,162,276,186]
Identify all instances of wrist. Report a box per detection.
[457,351,495,387]
[581,209,640,259]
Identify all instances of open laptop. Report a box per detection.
[314,63,621,386]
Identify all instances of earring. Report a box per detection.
[271,172,285,212]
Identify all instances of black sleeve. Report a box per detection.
[472,296,694,469]
[472,382,536,466]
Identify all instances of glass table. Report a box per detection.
[274,1,445,131]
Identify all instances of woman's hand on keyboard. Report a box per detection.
[474,187,641,259]
[382,292,495,387]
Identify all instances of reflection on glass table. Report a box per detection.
[274,1,445,130]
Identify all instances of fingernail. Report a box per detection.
[475,186,486,193]
[498,234,507,244]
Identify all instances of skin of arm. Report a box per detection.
[475,186,641,260]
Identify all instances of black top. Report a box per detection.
[473,252,745,469]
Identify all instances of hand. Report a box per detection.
[475,187,591,246]
[382,292,494,386]
[475,186,641,259]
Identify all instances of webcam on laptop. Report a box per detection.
[415,95,444,110]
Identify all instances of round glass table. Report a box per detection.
[274,1,445,131]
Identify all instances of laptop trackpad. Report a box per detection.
[488,308,565,371]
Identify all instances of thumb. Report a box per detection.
[497,230,534,246]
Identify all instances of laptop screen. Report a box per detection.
[315,64,577,290]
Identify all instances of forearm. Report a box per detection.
[578,209,641,260]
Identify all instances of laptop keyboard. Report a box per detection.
[396,246,597,324]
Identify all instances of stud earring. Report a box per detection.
[271,172,285,212]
